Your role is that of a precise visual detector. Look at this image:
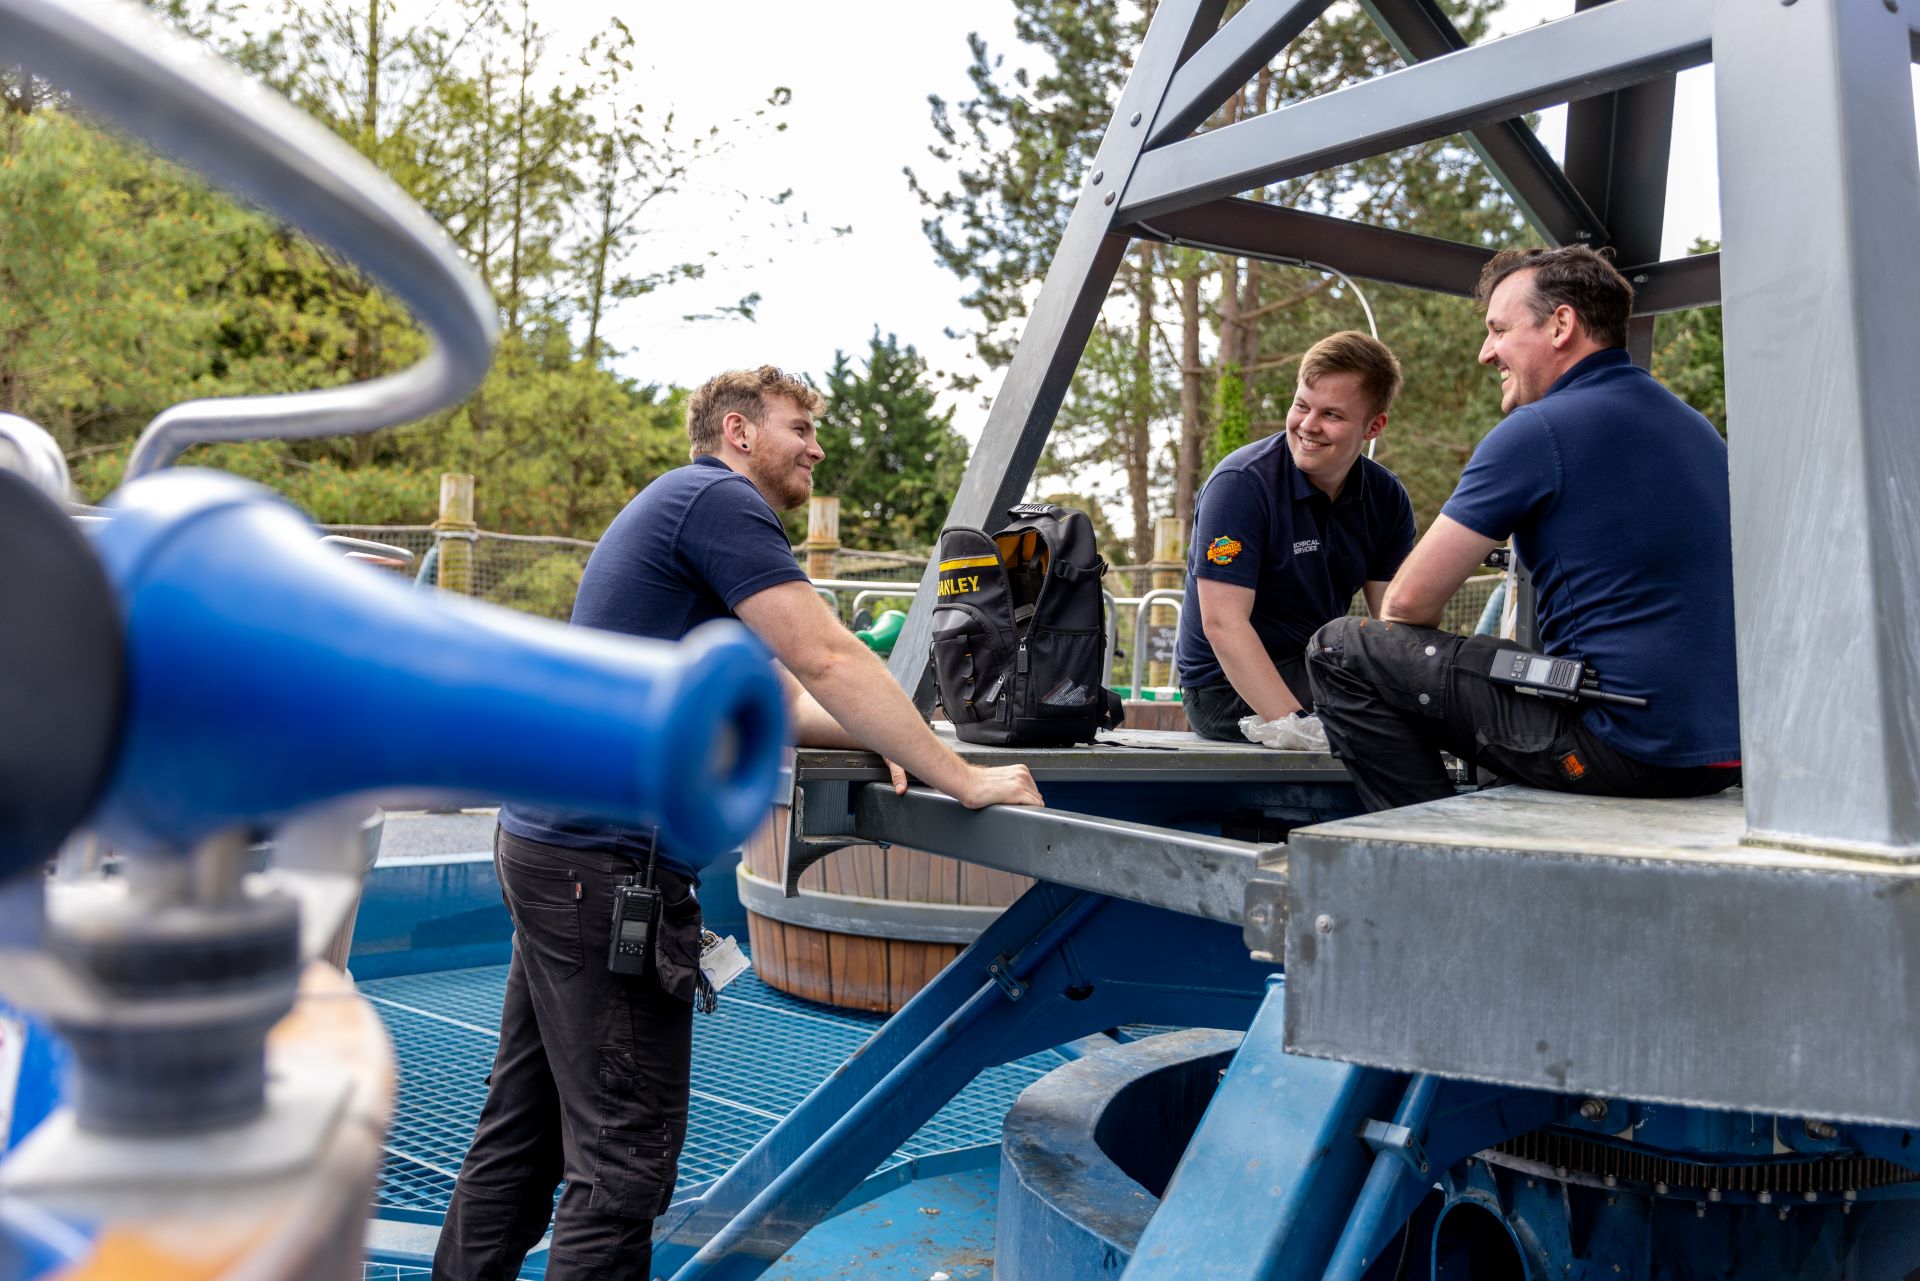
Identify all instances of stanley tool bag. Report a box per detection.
[930,503,1124,746]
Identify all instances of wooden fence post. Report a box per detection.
[435,473,476,596]
[805,495,841,581]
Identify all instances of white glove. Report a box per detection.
[1238,711,1329,752]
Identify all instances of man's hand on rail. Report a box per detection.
[954,764,1043,810]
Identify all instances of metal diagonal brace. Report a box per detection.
[840,783,1279,924]
[1119,0,1711,222]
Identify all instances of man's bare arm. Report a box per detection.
[1379,515,1500,627]
[1196,577,1303,721]
[1361,579,1390,618]
[737,581,1041,809]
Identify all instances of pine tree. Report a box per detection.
[801,332,971,551]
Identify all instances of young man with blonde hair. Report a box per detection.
[1176,331,1417,741]
[437,365,1040,1281]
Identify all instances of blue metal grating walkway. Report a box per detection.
[361,958,1074,1218]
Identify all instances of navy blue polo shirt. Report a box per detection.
[1176,434,1416,690]
[499,456,807,875]
[1442,348,1739,767]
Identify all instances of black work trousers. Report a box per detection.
[1306,616,1739,813]
[1184,653,1314,742]
[432,828,701,1281]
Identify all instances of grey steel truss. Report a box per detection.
[888,0,1920,862]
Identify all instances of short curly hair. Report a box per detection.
[1474,244,1634,349]
[685,366,824,461]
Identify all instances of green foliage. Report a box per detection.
[1206,364,1251,474]
[796,332,969,550]
[1653,239,1726,436]
[21,0,805,539]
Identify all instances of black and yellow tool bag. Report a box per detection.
[929,503,1124,746]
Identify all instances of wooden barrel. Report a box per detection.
[740,805,1032,1013]
[740,701,1181,1013]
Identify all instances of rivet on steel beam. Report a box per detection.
[1130,112,1142,126]
[1092,170,1105,186]
[1103,191,1116,206]
[1695,1202,1706,1218]
[1579,1098,1608,1121]
[1315,913,1335,935]
[1806,1119,1838,1140]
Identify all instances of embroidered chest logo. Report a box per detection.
[1293,538,1322,556]
[1205,536,1243,566]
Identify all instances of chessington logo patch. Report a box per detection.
[1205,535,1243,566]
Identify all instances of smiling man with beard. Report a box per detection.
[436,366,1040,1281]
[1176,331,1417,741]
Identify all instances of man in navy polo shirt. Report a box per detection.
[1307,245,1741,812]
[436,367,1041,1281]
[1177,331,1417,741]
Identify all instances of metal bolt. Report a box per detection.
[1315,913,1335,935]
[1805,1120,1838,1140]
[1248,902,1273,929]
[1779,1207,1789,1222]
[1092,169,1105,186]
[1655,1182,1669,1196]
[1103,191,1116,206]
[1757,1190,1772,1205]
[1708,1188,1722,1203]
[1129,111,1142,126]
[1803,1190,1818,1203]
[1579,1098,1609,1122]
[1603,1175,1618,1189]
[1844,1189,1859,1202]
[1695,1202,1706,1218]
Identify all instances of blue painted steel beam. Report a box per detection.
[658,886,1275,1280]
[1121,978,1405,1281]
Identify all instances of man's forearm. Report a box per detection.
[1207,622,1303,721]
[796,641,973,795]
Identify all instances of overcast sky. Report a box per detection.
[516,1,1899,451]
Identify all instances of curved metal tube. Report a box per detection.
[0,413,72,502]
[0,0,499,480]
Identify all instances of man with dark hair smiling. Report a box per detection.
[1306,245,1741,813]
[1176,330,1417,741]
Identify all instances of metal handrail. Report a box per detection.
[851,588,916,619]
[1129,588,1185,696]
[0,0,499,480]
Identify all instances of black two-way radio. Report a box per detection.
[1488,648,1649,709]
[608,832,663,977]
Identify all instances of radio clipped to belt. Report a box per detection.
[607,838,663,980]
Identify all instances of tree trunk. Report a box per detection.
[584,137,616,367]
[1176,262,1204,529]
[506,7,533,333]
[1127,244,1155,571]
